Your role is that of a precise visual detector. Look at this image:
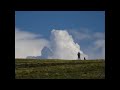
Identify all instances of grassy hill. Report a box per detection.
[15,59,105,79]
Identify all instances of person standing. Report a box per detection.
[84,57,86,60]
[77,52,80,60]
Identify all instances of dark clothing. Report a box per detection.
[77,52,80,59]
[84,57,86,60]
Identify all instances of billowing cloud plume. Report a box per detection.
[48,29,87,60]
[15,28,87,60]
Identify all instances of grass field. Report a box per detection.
[15,59,105,79]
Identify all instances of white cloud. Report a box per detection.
[15,28,42,40]
[15,28,49,58]
[68,29,105,59]
[93,39,105,59]
[68,30,91,41]
[93,32,105,39]
[48,29,87,60]
[15,28,88,60]
[83,40,105,59]
[15,27,104,60]
[94,39,105,49]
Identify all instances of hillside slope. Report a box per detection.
[15,59,105,79]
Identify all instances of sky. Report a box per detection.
[15,11,105,59]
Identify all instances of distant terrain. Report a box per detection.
[15,59,105,79]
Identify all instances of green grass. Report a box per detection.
[15,59,105,79]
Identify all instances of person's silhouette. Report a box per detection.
[84,57,86,60]
[77,52,80,60]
